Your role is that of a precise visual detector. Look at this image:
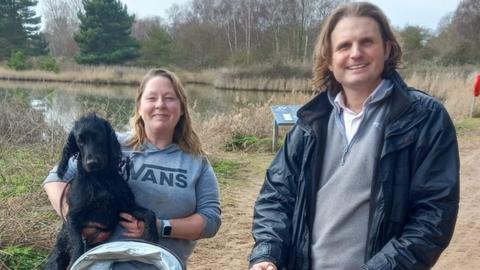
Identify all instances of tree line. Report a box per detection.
[1,0,479,71]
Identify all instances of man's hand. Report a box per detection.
[250,261,278,270]
[81,222,111,245]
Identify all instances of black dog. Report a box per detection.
[44,113,159,270]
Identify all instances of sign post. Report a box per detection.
[270,105,301,151]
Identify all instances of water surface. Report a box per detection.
[0,81,280,131]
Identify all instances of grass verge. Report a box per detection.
[454,117,480,135]
[0,246,47,270]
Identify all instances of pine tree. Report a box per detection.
[74,0,139,64]
[0,0,42,60]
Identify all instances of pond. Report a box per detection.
[0,81,283,131]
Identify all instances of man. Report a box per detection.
[249,2,459,270]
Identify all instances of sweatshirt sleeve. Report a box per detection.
[195,158,221,238]
[42,157,78,185]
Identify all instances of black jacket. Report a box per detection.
[249,71,460,270]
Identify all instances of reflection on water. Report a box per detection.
[0,81,280,131]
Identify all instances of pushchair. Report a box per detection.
[69,240,185,270]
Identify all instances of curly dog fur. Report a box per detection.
[44,113,159,270]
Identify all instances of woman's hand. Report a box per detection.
[250,262,278,270]
[119,212,145,238]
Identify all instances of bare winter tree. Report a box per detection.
[132,16,164,41]
[428,0,480,64]
[452,0,480,44]
[42,0,82,57]
[165,0,348,67]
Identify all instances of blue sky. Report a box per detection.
[366,0,460,30]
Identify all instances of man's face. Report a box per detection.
[328,16,391,94]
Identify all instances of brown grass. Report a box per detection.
[0,66,146,85]
[214,76,310,92]
[0,190,58,250]
[0,65,219,87]
[213,63,311,92]
[404,69,479,120]
[0,97,65,250]
[197,91,314,154]
[178,69,218,85]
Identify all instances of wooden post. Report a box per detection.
[272,120,278,152]
[471,98,476,118]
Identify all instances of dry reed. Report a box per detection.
[0,96,66,249]
[404,69,479,120]
[214,76,310,92]
[0,66,146,85]
[197,91,314,153]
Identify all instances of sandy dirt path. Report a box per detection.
[188,153,270,269]
[188,130,480,270]
[433,127,480,270]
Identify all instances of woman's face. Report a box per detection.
[138,76,183,141]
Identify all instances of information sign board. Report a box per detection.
[270,105,301,125]
[270,105,301,151]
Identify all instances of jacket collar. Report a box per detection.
[297,91,332,127]
[383,70,429,136]
[297,70,421,130]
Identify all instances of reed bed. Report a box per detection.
[196,91,314,153]
[0,80,136,99]
[178,68,219,85]
[404,69,479,120]
[213,63,312,92]
[214,76,310,92]
[0,66,146,85]
[0,65,220,87]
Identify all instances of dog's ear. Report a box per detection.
[105,120,122,166]
[57,130,78,178]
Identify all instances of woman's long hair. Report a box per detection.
[126,68,205,156]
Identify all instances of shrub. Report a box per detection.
[225,134,259,151]
[39,55,60,73]
[0,246,47,270]
[7,51,27,71]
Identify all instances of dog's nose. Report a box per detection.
[85,159,101,171]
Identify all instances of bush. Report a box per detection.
[225,134,259,151]
[7,51,27,71]
[0,246,47,270]
[39,55,60,73]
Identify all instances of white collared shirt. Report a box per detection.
[333,80,392,143]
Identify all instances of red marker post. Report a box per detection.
[471,74,480,117]
[474,75,480,97]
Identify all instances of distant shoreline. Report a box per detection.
[0,66,313,92]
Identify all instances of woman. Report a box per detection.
[43,68,221,266]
